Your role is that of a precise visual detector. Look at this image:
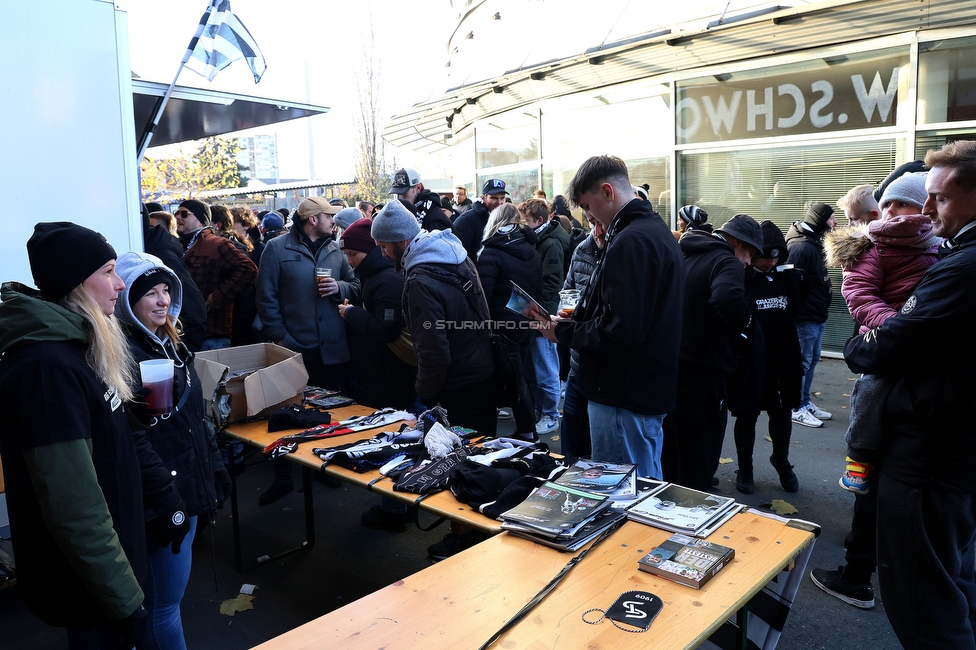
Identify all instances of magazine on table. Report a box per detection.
[625,483,737,535]
[503,509,627,552]
[638,533,735,589]
[608,477,669,510]
[505,281,550,323]
[499,481,611,538]
[553,459,637,493]
[304,386,356,409]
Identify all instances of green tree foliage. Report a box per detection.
[141,136,247,201]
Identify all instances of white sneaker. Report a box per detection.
[496,408,512,420]
[792,408,824,428]
[535,415,560,435]
[807,401,832,420]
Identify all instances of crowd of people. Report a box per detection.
[2,142,976,648]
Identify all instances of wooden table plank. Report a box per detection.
[253,512,813,650]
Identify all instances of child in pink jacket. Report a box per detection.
[824,172,939,493]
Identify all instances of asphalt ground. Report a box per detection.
[0,358,901,649]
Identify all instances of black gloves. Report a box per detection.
[119,604,148,648]
[151,498,190,555]
[213,467,232,510]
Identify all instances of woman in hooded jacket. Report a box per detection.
[476,203,543,440]
[115,251,229,650]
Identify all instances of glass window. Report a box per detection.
[542,156,671,224]
[476,113,539,169]
[676,48,909,144]
[919,37,976,124]
[678,138,903,352]
[475,168,540,203]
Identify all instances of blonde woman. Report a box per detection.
[0,222,148,647]
[476,203,543,440]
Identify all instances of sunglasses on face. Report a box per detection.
[175,209,191,217]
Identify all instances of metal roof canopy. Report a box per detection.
[132,80,330,149]
[384,0,976,153]
[196,178,356,198]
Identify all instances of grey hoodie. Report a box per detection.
[402,229,468,273]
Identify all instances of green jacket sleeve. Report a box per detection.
[23,438,144,620]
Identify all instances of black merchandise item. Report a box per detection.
[582,590,663,632]
[268,404,332,433]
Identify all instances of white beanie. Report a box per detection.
[880,171,928,211]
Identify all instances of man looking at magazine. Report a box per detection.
[540,155,685,479]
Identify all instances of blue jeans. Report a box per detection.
[796,321,825,408]
[587,402,665,479]
[529,335,560,419]
[559,371,591,458]
[144,516,198,650]
[201,337,232,351]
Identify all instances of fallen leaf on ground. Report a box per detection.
[220,594,254,616]
[764,435,773,443]
[848,377,856,381]
[549,435,559,441]
[764,499,798,516]
[718,457,733,464]
[843,393,850,397]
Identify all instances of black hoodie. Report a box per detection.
[785,221,832,323]
[477,225,542,342]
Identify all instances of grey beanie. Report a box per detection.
[371,200,421,242]
[879,171,928,211]
[334,207,362,231]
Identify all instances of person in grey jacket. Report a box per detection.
[255,196,360,504]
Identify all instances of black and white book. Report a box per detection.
[553,459,636,493]
[503,509,627,552]
[638,533,735,589]
[626,484,737,536]
[499,481,611,538]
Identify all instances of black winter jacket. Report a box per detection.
[785,222,832,323]
[678,231,752,375]
[344,247,416,409]
[477,225,542,343]
[845,222,976,492]
[562,234,602,373]
[452,200,491,261]
[555,199,685,415]
[535,220,571,314]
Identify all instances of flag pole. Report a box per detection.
[136,0,217,162]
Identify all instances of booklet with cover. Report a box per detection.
[553,459,637,493]
[500,481,611,538]
[503,509,627,552]
[505,281,550,322]
[626,484,736,535]
[638,533,735,589]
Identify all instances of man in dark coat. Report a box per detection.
[843,140,976,649]
[542,155,685,480]
[785,202,837,427]
[665,215,761,491]
[451,179,509,260]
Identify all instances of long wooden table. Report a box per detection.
[222,405,503,570]
[253,511,815,649]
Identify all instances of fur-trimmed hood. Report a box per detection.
[824,226,872,269]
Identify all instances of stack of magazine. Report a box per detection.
[625,483,744,538]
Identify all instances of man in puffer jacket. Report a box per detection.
[785,202,837,428]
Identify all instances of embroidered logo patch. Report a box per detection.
[901,295,917,314]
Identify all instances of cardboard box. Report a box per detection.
[194,343,309,425]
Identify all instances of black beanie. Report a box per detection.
[758,220,788,259]
[802,202,835,235]
[179,199,211,226]
[128,269,173,308]
[28,222,117,302]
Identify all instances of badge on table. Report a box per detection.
[582,590,663,632]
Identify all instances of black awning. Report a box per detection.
[132,80,329,148]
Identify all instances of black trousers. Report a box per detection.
[437,376,498,438]
[732,405,793,470]
[498,333,537,437]
[665,369,728,491]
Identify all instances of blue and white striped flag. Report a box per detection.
[184,0,266,83]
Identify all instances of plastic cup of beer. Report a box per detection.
[558,289,581,316]
[139,359,175,416]
[315,267,332,296]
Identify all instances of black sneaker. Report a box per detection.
[735,469,755,494]
[258,480,294,505]
[427,531,485,560]
[810,566,875,609]
[770,456,799,492]
[361,505,408,532]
